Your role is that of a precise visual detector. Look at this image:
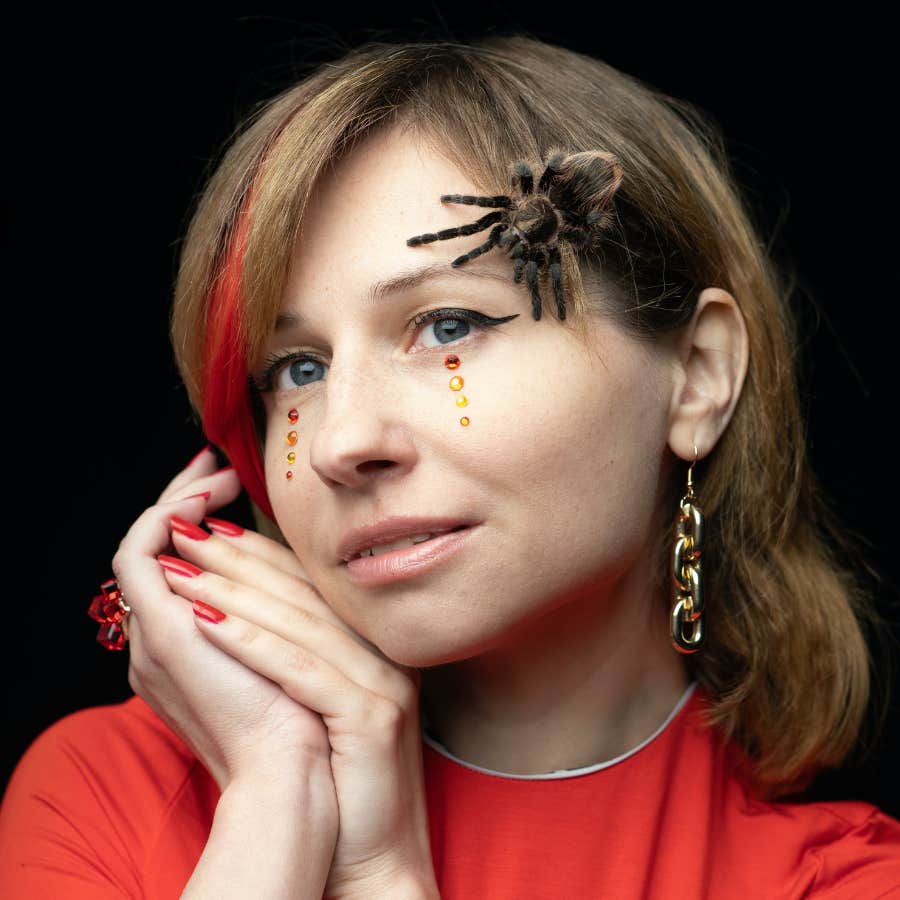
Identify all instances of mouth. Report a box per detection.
[343,524,480,586]
[344,524,471,561]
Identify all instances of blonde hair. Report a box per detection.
[169,35,897,801]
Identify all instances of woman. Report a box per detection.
[2,34,898,899]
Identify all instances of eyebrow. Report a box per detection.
[274,263,513,332]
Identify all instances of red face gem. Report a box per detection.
[444,354,460,369]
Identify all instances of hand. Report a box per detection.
[159,486,438,899]
[111,449,339,820]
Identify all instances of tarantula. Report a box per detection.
[406,149,623,321]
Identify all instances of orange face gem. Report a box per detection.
[460,416,470,426]
[287,451,296,463]
[444,354,460,369]
[288,408,299,423]
[287,430,298,445]
[449,375,463,391]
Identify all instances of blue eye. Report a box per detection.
[250,307,519,395]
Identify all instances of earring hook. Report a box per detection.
[686,443,699,499]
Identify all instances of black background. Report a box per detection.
[7,9,899,816]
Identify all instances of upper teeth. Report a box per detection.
[356,533,436,558]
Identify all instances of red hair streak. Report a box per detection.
[200,191,275,521]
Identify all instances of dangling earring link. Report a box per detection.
[671,443,706,654]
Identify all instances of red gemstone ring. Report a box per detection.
[87,578,132,651]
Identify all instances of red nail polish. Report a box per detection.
[204,516,244,537]
[185,490,212,501]
[157,554,204,578]
[193,599,226,623]
[170,515,211,540]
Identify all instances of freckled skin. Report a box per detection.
[255,125,720,773]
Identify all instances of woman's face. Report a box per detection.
[253,127,679,667]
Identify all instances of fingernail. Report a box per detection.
[193,599,226,623]
[170,515,211,541]
[185,490,212,501]
[204,516,244,537]
[157,554,204,578]
[187,444,212,467]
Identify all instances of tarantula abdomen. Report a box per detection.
[406,148,623,322]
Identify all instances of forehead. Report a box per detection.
[282,128,514,311]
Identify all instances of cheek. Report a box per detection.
[262,408,318,545]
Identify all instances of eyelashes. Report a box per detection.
[250,307,519,395]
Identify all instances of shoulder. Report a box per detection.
[725,788,900,899]
[0,695,216,898]
[692,692,900,898]
[800,800,900,898]
[6,693,200,803]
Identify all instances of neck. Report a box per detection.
[418,563,689,775]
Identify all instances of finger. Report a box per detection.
[158,563,408,701]
[159,466,243,510]
[188,596,405,730]
[113,494,220,634]
[203,516,311,581]
[157,446,219,503]
[168,524,360,640]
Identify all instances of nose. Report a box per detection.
[307,345,418,489]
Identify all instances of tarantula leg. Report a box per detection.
[549,245,566,320]
[440,194,513,208]
[498,227,522,250]
[586,207,616,232]
[512,162,534,195]
[406,210,505,246]
[450,223,506,267]
[558,207,584,227]
[523,257,543,321]
[537,152,567,193]
[512,257,526,283]
[563,226,591,248]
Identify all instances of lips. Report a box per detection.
[344,525,479,586]
[337,516,478,563]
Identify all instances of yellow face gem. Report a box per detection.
[455,394,468,407]
[287,451,296,463]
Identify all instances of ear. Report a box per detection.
[666,287,750,461]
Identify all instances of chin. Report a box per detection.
[366,621,508,669]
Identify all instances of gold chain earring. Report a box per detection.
[671,443,705,654]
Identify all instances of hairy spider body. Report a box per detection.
[407,150,623,321]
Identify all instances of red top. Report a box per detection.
[2,682,898,899]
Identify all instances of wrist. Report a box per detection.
[330,865,440,900]
[222,767,337,829]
